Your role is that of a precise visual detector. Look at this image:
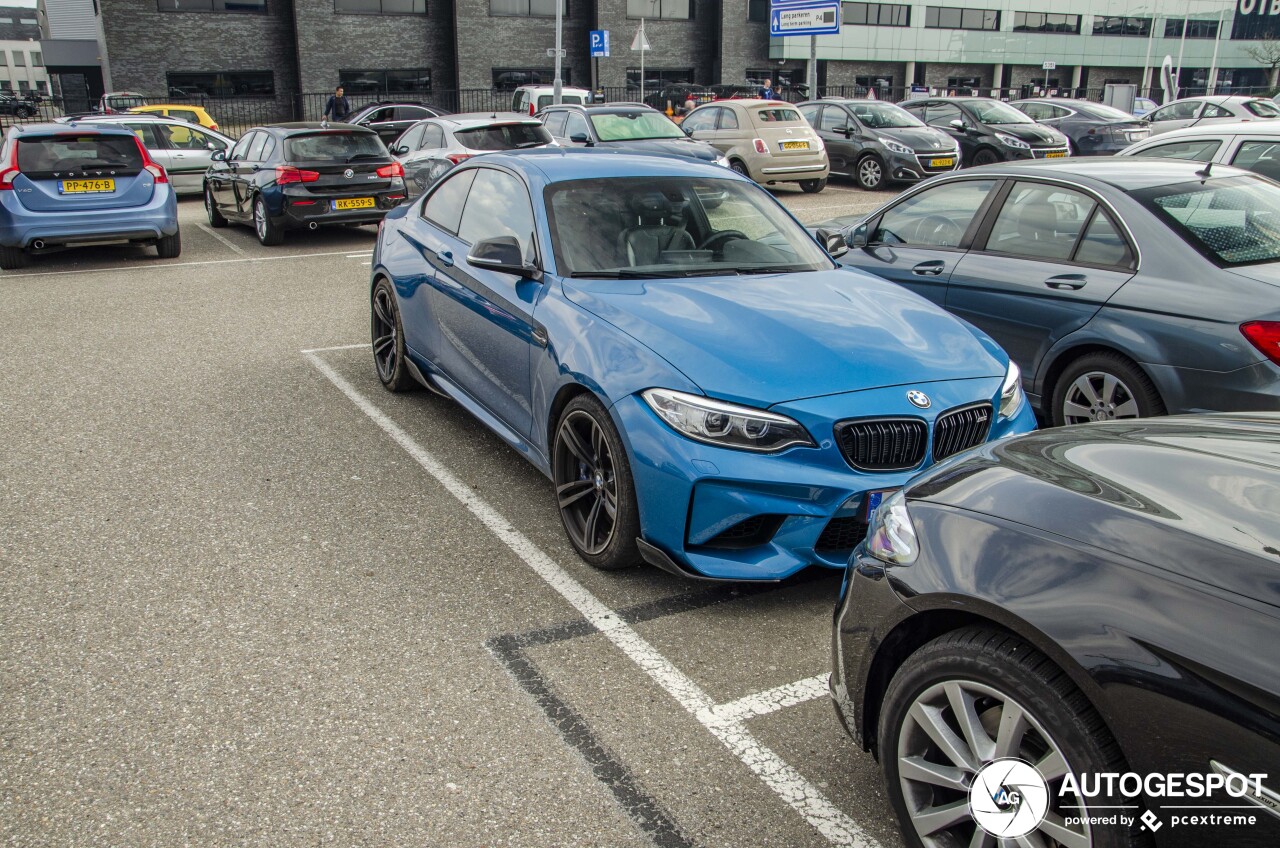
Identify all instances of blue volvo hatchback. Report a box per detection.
[369,150,1035,580]
[0,122,180,270]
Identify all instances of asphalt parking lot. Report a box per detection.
[1,181,905,847]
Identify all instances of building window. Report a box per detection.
[924,7,999,31]
[11,51,24,67]
[31,51,41,67]
[336,0,426,12]
[626,0,692,21]
[746,68,801,87]
[627,67,694,87]
[36,80,47,93]
[157,0,267,12]
[748,0,767,22]
[842,2,908,26]
[947,76,982,90]
[1012,12,1078,33]
[20,17,36,24]
[492,67,570,89]
[0,18,11,23]
[490,0,566,16]
[167,71,276,96]
[856,75,893,93]
[1092,16,1151,37]
[1165,18,1218,39]
[339,69,432,94]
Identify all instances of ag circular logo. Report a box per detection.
[906,390,931,409]
[969,758,1050,839]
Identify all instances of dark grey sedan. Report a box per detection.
[821,159,1280,425]
[798,99,960,189]
[1011,98,1151,156]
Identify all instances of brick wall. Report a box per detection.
[594,0,717,87]
[1007,63,1075,92]
[716,0,768,84]
[454,0,591,91]
[824,61,905,88]
[922,62,992,91]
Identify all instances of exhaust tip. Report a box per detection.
[308,221,319,230]
[32,239,44,249]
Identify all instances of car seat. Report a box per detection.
[616,191,695,266]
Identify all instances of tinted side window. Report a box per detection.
[925,103,962,129]
[261,135,277,161]
[565,112,590,139]
[818,106,846,132]
[873,179,997,247]
[457,168,537,261]
[229,131,256,161]
[986,183,1096,261]
[397,124,425,151]
[1231,139,1280,181]
[421,124,444,149]
[1135,139,1221,162]
[718,108,739,130]
[124,123,165,148]
[1074,211,1132,267]
[247,132,269,161]
[798,104,820,126]
[1202,104,1232,119]
[423,168,477,233]
[1018,103,1051,121]
[1150,101,1199,122]
[395,106,431,121]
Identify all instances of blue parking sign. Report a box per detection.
[590,30,610,58]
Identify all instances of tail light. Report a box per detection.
[375,161,404,179]
[0,142,19,190]
[446,153,473,165]
[134,135,168,183]
[210,123,219,131]
[1241,321,1280,366]
[529,103,536,116]
[275,165,319,184]
[753,138,768,154]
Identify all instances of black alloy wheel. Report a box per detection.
[205,183,227,228]
[971,147,1001,167]
[799,178,827,194]
[371,278,413,391]
[553,396,640,570]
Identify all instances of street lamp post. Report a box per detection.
[553,0,564,104]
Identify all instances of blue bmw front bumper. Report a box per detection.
[614,378,1036,581]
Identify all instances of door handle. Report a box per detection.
[1044,274,1087,290]
[912,260,946,276]
[438,250,454,268]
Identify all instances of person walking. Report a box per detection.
[759,78,777,100]
[323,85,351,124]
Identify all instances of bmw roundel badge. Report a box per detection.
[907,390,931,409]
[343,168,355,179]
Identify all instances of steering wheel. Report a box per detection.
[913,215,964,246]
[698,230,748,255]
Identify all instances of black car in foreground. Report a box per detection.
[900,97,1070,166]
[833,414,1280,848]
[204,123,405,245]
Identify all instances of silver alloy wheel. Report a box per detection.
[1061,371,1140,425]
[897,680,1091,848]
[255,199,267,241]
[859,157,883,187]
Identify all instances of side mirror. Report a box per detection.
[206,141,217,151]
[949,119,966,131]
[390,144,408,155]
[847,222,870,249]
[210,149,226,162]
[839,125,855,137]
[816,227,848,259]
[468,236,542,280]
[569,132,593,145]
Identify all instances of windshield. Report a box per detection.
[546,176,833,278]
[537,94,585,110]
[847,102,923,129]
[591,111,684,141]
[285,131,387,161]
[970,100,1034,125]
[454,123,551,150]
[17,134,143,176]
[1243,99,1280,118]
[1134,176,1280,266]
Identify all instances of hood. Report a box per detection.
[562,268,1006,406]
[875,126,955,152]
[993,123,1066,146]
[601,136,722,163]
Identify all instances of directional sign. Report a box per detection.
[589,29,610,58]
[546,48,567,57]
[770,1,840,37]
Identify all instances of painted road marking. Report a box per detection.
[701,674,830,726]
[304,346,880,848]
[300,342,372,354]
[3,249,368,279]
[197,223,246,256]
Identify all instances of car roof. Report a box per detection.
[458,148,740,183]
[257,122,379,135]
[1129,119,1280,142]
[953,156,1257,190]
[515,85,589,92]
[429,112,542,127]
[1176,95,1271,103]
[540,103,654,112]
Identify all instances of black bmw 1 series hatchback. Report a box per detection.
[832,414,1280,848]
[203,123,406,246]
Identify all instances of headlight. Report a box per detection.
[641,388,816,453]
[882,138,914,156]
[996,133,1030,149]
[999,360,1025,419]
[714,155,730,167]
[866,489,918,565]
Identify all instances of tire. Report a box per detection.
[253,195,283,246]
[371,277,414,392]
[879,627,1146,848]
[729,159,750,179]
[856,154,886,190]
[155,229,181,259]
[552,395,641,571]
[0,245,28,270]
[1051,351,1165,428]
[14,106,33,119]
[799,178,827,194]
[205,183,227,228]
[971,147,1001,167]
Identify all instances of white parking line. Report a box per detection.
[300,342,370,354]
[197,223,246,256]
[2,249,368,279]
[701,674,830,725]
[304,348,880,848]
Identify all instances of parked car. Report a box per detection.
[57,114,232,196]
[98,92,148,113]
[1010,98,1151,155]
[537,103,727,164]
[681,99,829,192]
[203,122,405,246]
[0,91,39,119]
[898,97,1070,166]
[1144,95,1280,135]
[0,122,180,269]
[1118,120,1280,180]
[368,150,1035,578]
[511,85,590,116]
[797,99,959,190]
[1132,95,1159,118]
[389,113,552,197]
[128,103,220,132]
[346,101,451,146]
[822,159,1280,424]
[709,84,756,101]
[832,414,1280,848]
[644,83,713,112]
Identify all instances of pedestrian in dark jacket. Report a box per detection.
[759,78,777,100]
[323,86,351,123]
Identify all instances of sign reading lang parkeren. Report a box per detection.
[769,1,841,37]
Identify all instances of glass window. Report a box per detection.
[626,0,693,20]
[340,69,431,94]
[1148,101,1200,123]
[1133,139,1221,161]
[1135,176,1280,266]
[1230,140,1280,181]
[11,52,23,67]
[591,112,684,141]
[970,100,1035,124]
[1165,18,1218,39]
[31,51,41,67]
[986,183,1096,261]
[1202,104,1232,119]
[841,2,909,26]
[565,112,591,139]
[420,124,444,148]
[247,132,269,161]
[923,102,962,129]
[1091,16,1151,37]
[336,0,428,11]
[229,132,255,161]
[1074,212,1131,267]
[924,6,999,30]
[16,134,144,176]
[1012,12,1079,33]
[717,108,739,129]
[396,123,426,151]
[123,123,166,148]
[161,124,225,150]
[157,0,267,12]
[423,168,477,233]
[458,169,538,261]
[490,0,565,15]
[753,107,801,124]
[1243,100,1280,118]
[872,179,997,247]
[167,108,201,123]
[261,136,277,161]
[454,123,551,150]
[798,103,821,126]
[680,108,717,132]
[168,71,274,96]
[284,131,386,161]
[849,102,922,128]
[818,106,847,132]
[542,111,568,136]
[493,68,559,89]
[748,0,767,21]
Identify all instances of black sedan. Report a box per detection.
[204,123,405,246]
[1012,98,1152,156]
[347,101,451,146]
[899,97,1070,165]
[832,414,1280,848]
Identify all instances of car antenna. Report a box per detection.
[1196,160,1212,180]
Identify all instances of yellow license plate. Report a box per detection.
[1044,151,1068,159]
[929,157,955,168]
[332,197,375,210]
[780,141,810,150]
[60,179,114,194]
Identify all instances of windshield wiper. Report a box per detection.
[568,270,672,278]
[347,152,384,162]
[514,140,546,148]
[735,265,813,275]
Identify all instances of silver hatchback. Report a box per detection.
[55,114,233,196]
[389,114,554,198]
